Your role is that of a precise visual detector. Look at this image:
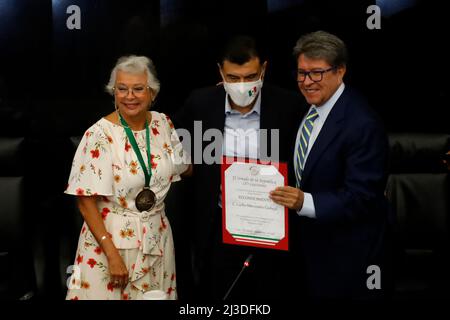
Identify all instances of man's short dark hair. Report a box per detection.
[293,31,348,68]
[219,35,266,66]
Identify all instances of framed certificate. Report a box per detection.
[221,156,289,251]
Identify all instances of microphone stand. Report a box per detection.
[223,254,253,300]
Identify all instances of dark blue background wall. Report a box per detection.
[1,0,448,136]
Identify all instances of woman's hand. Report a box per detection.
[181,163,193,177]
[76,196,129,290]
[269,186,304,211]
[107,252,129,290]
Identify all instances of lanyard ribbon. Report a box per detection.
[119,114,152,187]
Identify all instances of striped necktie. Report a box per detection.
[295,107,319,187]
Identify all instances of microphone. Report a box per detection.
[223,254,253,300]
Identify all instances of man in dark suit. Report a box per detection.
[173,35,305,300]
[270,31,393,299]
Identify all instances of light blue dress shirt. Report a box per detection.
[223,93,261,159]
[219,93,262,208]
[294,83,345,218]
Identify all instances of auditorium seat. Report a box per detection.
[0,137,35,300]
[386,133,450,299]
[25,135,82,299]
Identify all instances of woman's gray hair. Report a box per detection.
[105,55,160,96]
[293,31,348,67]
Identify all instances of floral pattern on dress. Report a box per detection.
[65,112,189,300]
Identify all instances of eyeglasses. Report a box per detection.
[114,85,150,97]
[296,67,336,83]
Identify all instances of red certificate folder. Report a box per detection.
[221,156,289,251]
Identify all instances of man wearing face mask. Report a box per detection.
[173,35,306,300]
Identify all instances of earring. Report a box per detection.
[150,97,157,108]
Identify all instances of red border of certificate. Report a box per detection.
[221,156,289,251]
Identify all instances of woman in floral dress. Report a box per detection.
[65,55,191,300]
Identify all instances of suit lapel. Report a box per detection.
[259,87,275,159]
[300,89,349,186]
[207,86,227,133]
[259,87,271,130]
[204,87,226,211]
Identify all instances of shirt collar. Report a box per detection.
[225,91,262,116]
[312,83,345,120]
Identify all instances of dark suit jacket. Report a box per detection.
[291,86,392,299]
[173,84,305,289]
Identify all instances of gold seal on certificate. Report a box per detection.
[221,156,289,251]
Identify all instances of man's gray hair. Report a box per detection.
[105,55,160,96]
[293,31,348,67]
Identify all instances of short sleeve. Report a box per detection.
[160,113,191,182]
[65,123,114,196]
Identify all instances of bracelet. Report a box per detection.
[100,234,110,243]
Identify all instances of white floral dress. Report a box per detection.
[65,111,189,300]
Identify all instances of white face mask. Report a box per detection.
[223,77,264,108]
